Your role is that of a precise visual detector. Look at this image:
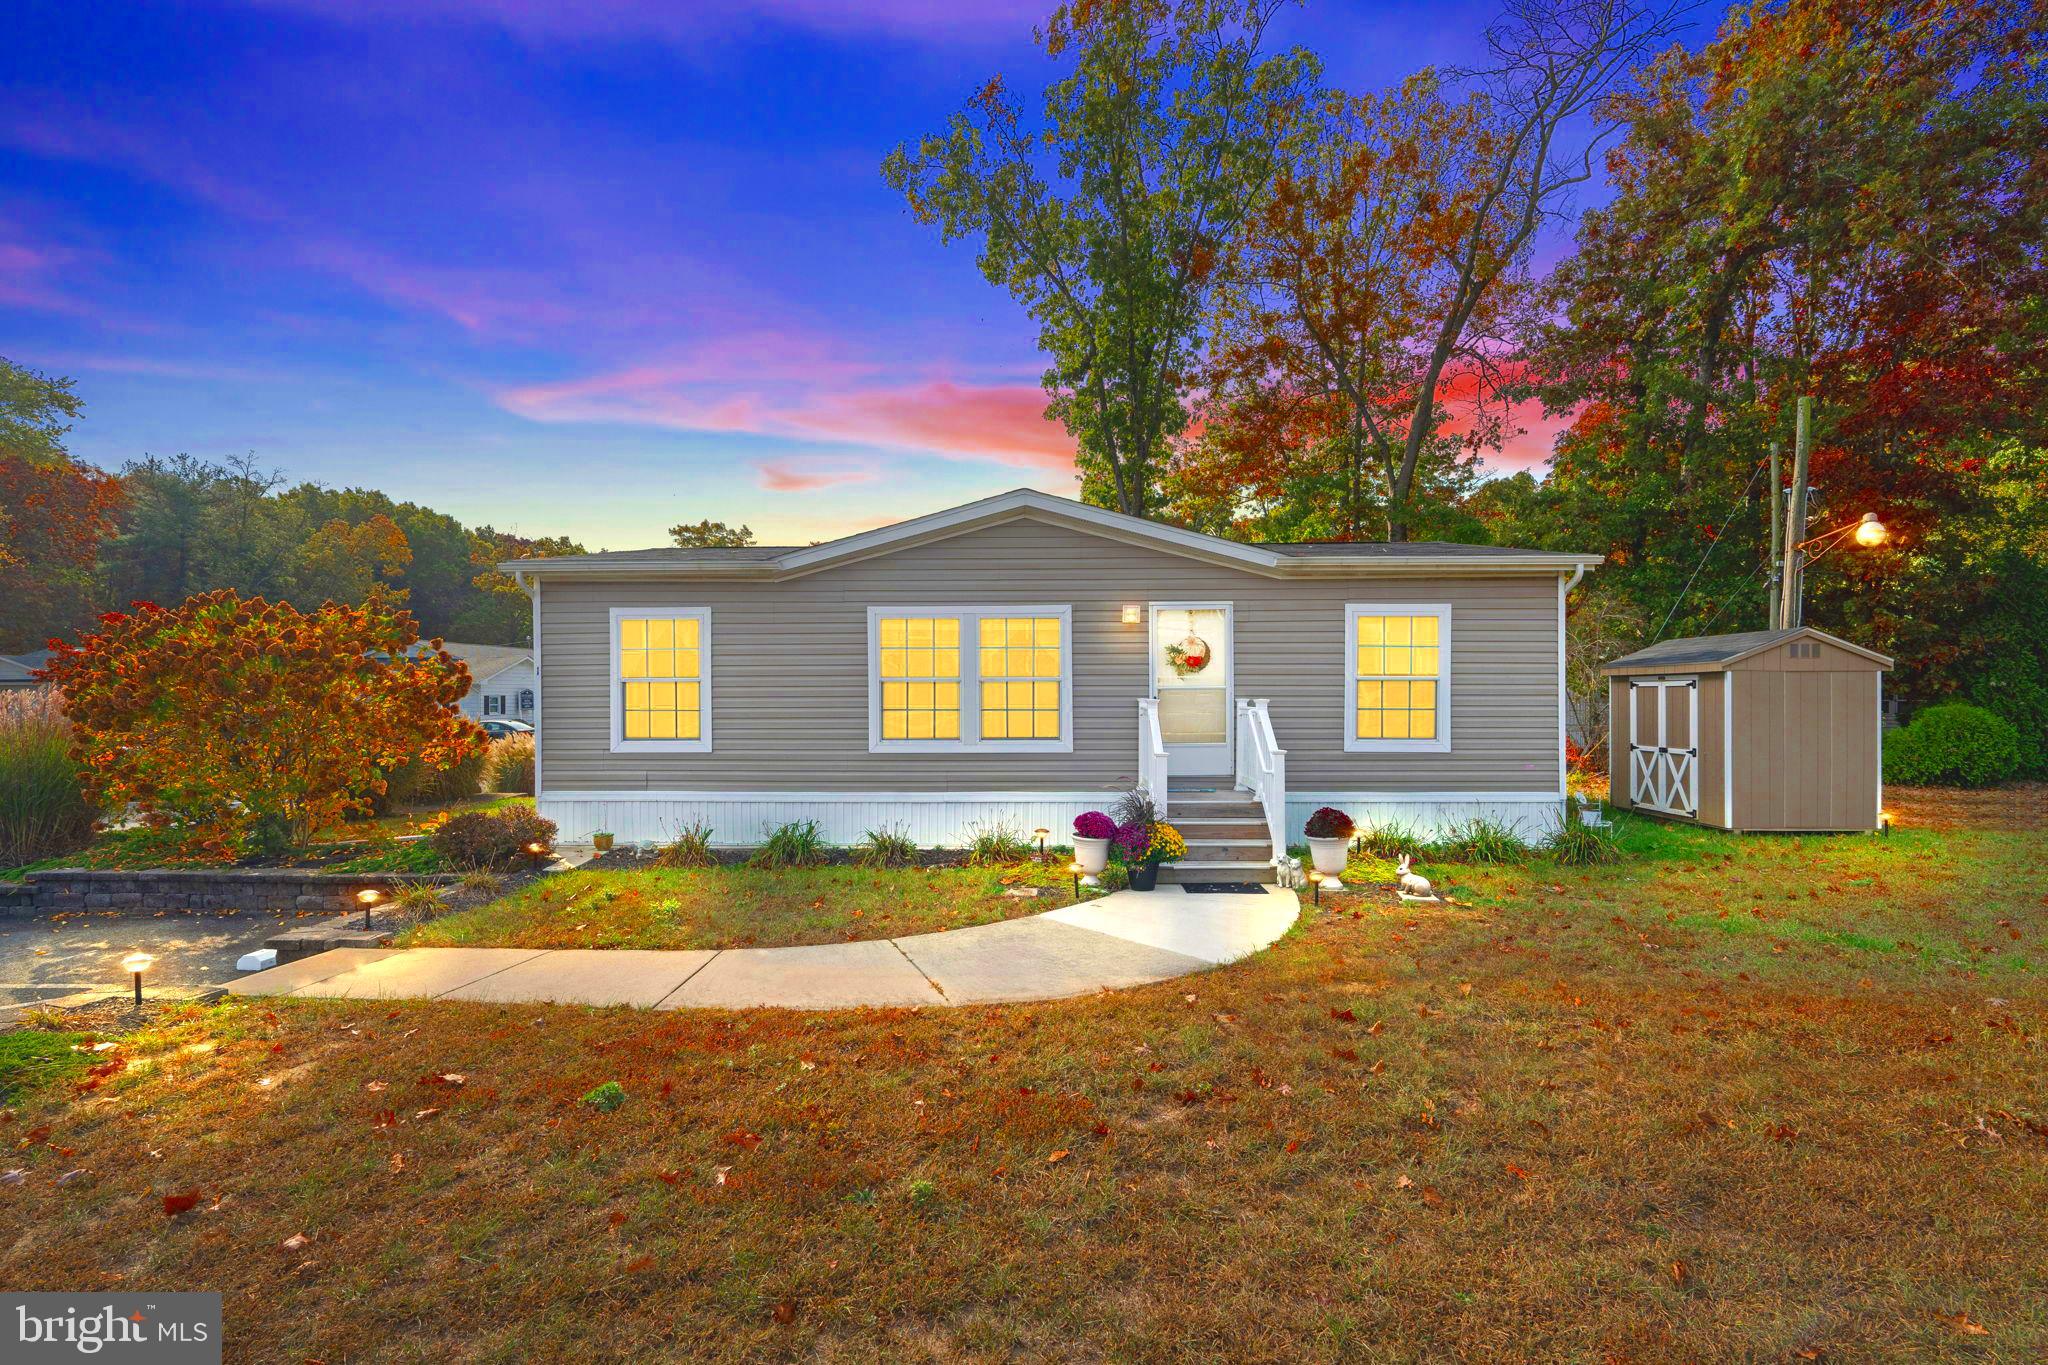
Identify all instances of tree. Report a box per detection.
[459,528,586,646]
[0,359,123,650]
[1522,0,2048,706]
[290,514,412,606]
[44,588,485,858]
[669,519,755,548]
[884,0,1319,517]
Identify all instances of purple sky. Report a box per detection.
[2,0,1605,548]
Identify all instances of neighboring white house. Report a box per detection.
[0,649,51,692]
[408,642,536,722]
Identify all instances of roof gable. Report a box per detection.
[1605,627,1892,673]
[504,488,1602,579]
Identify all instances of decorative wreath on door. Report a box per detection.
[1164,633,1212,678]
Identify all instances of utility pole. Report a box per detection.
[1778,397,1811,630]
[1766,440,1782,628]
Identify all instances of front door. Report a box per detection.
[1150,603,1233,776]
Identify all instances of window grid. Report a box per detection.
[978,616,1062,741]
[1354,614,1440,741]
[878,617,961,741]
[619,615,703,741]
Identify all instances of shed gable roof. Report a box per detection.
[505,489,1601,580]
[1605,627,1892,673]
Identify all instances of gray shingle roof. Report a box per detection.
[1258,540,1559,558]
[411,641,531,682]
[1606,628,1807,670]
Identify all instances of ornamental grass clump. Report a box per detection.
[0,689,98,866]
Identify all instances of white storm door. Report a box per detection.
[1150,603,1234,776]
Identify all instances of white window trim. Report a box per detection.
[866,605,1075,755]
[1344,602,1453,754]
[608,606,712,754]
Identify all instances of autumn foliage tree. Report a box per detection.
[0,358,124,651]
[44,588,487,858]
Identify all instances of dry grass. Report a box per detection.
[0,823,2042,1361]
[397,861,1081,951]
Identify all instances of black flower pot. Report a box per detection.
[1129,861,1159,891]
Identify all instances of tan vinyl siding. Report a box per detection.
[537,518,1563,795]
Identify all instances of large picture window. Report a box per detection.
[868,607,1072,753]
[609,608,710,753]
[1345,605,1450,753]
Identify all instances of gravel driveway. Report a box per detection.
[0,908,338,1010]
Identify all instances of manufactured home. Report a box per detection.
[505,489,1600,882]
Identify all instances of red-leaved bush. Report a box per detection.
[44,588,486,859]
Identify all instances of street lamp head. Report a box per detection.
[1853,512,1888,547]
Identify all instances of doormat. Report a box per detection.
[1178,882,1267,895]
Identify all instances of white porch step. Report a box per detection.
[1160,859,1279,885]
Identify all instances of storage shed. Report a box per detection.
[1603,627,1892,832]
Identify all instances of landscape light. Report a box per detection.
[1853,513,1888,548]
[357,886,381,929]
[121,951,155,1008]
[1034,827,1050,863]
[1306,870,1324,906]
[1879,810,1893,838]
[1069,861,1083,899]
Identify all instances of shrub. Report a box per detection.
[486,734,536,794]
[1354,821,1426,860]
[1073,810,1117,841]
[380,747,488,810]
[44,589,485,858]
[1882,703,2022,787]
[1550,821,1622,867]
[749,819,827,869]
[653,820,717,869]
[965,822,1031,866]
[429,806,557,870]
[1303,806,1356,840]
[1431,817,1530,864]
[855,825,917,869]
[0,689,97,867]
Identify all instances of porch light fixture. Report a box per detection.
[356,886,382,930]
[121,951,155,1008]
[1121,605,1142,626]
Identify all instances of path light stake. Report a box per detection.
[1880,811,1892,838]
[1034,828,1050,864]
[526,840,551,868]
[121,951,154,1008]
[356,887,382,930]
[1307,870,1323,906]
[1069,861,1083,900]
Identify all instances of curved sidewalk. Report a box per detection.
[228,884,1299,1010]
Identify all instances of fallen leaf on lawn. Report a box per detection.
[1419,1185,1444,1207]
[1669,1260,1688,1286]
[364,1081,387,1092]
[1938,1312,1990,1336]
[162,1190,202,1217]
[1505,1163,1530,1181]
[372,1109,397,1129]
[1330,1008,1357,1022]
[714,1166,731,1186]
[419,1073,465,1089]
[772,1300,798,1325]
[655,1170,682,1185]
[281,1233,312,1252]
[413,1108,442,1120]
[1046,1150,1070,1164]
[388,1152,406,1173]
[721,1130,761,1149]
[1394,1174,1415,1189]
[1366,1020,1383,1036]
[623,1255,655,1274]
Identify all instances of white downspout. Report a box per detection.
[1558,565,1587,813]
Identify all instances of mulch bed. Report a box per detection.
[1884,782,2047,832]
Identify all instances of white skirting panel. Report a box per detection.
[539,791,1111,848]
[542,789,1568,847]
[1286,792,1566,842]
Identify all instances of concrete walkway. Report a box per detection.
[229,884,1298,1010]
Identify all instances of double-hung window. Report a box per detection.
[1345,604,1450,752]
[609,607,711,753]
[869,607,1072,753]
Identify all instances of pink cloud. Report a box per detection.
[755,458,883,492]
[499,358,1075,475]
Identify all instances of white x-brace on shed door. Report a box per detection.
[1628,678,1700,819]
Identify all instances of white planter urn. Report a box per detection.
[1305,836,1350,889]
[1073,836,1111,887]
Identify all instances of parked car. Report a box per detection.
[479,718,534,739]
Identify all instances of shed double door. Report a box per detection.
[1628,678,1699,819]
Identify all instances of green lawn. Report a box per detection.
[400,858,1084,950]
[1,816,2042,1360]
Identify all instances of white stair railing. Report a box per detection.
[1137,697,1169,824]
[1236,698,1289,879]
